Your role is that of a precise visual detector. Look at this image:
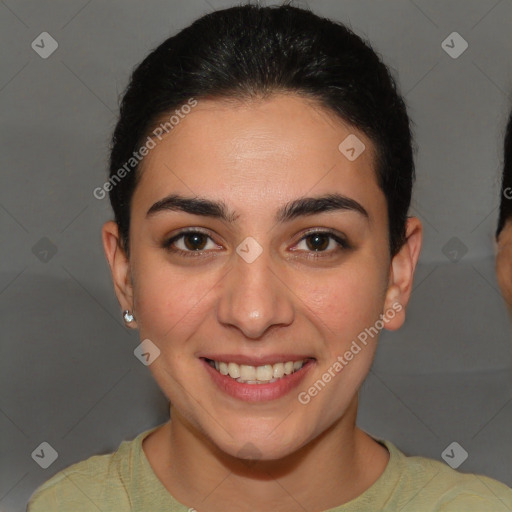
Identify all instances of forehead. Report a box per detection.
[133,94,384,218]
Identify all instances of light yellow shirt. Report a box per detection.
[27,425,512,511]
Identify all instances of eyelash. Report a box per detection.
[162,228,351,259]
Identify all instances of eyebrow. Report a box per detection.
[146,193,369,223]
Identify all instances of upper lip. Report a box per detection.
[200,354,315,366]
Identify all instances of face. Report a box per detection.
[497,220,512,314]
[103,94,421,460]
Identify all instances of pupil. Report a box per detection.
[307,234,328,251]
[185,233,206,250]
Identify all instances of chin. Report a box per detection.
[224,436,305,462]
[204,418,311,462]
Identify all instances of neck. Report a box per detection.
[143,398,389,512]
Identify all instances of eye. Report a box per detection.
[163,229,220,257]
[163,228,350,259]
[292,230,349,257]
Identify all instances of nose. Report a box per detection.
[216,246,295,339]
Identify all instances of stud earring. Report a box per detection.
[123,310,135,323]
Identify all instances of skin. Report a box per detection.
[497,220,512,315]
[102,94,422,512]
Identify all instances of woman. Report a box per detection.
[28,4,512,511]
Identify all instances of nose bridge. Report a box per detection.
[216,240,294,338]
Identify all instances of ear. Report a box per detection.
[383,217,423,331]
[101,221,137,328]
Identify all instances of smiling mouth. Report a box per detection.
[204,358,313,384]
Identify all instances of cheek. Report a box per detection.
[131,257,219,342]
[292,264,387,341]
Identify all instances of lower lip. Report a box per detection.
[201,359,315,402]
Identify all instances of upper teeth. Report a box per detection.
[210,360,305,383]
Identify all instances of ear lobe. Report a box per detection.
[101,221,137,328]
[383,217,423,331]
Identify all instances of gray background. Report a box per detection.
[1,0,512,510]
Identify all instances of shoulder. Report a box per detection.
[384,441,512,511]
[27,428,156,512]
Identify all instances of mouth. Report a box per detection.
[203,358,311,384]
[200,355,316,402]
